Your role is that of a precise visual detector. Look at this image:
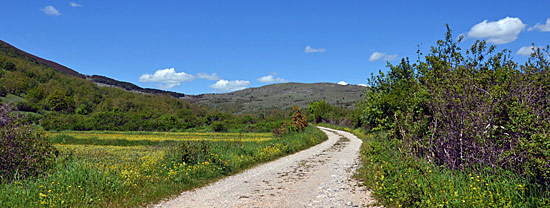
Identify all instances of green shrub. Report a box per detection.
[211,121,228,132]
[171,141,210,165]
[15,100,39,112]
[0,103,58,182]
[308,100,335,123]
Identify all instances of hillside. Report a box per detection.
[0,40,185,98]
[185,82,365,114]
[0,40,206,131]
[0,40,366,115]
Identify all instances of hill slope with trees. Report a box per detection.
[0,40,185,98]
[0,40,280,131]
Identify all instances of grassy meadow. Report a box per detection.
[0,126,327,207]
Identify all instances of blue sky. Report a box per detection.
[1,1,549,94]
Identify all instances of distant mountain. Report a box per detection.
[0,40,185,98]
[185,82,366,114]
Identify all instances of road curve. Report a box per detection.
[153,127,379,208]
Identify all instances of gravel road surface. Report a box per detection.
[153,126,379,208]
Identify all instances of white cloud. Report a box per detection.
[69,2,82,7]
[257,75,287,83]
[517,46,541,56]
[138,68,195,89]
[384,54,398,61]
[42,6,61,16]
[305,45,326,53]
[209,80,250,92]
[369,52,385,62]
[337,81,348,85]
[528,18,550,32]
[358,84,368,87]
[467,17,526,44]
[369,52,398,62]
[197,73,220,80]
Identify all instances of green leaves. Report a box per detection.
[358,26,550,189]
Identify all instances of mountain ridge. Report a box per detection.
[184,82,365,114]
[0,40,366,113]
[0,40,185,98]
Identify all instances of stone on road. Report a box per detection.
[153,127,380,208]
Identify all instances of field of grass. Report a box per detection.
[47,131,275,142]
[318,123,550,208]
[0,126,327,207]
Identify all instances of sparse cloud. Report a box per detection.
[369,52,397,62]
[69,2,82,7]
[257,75,287,83]
[197,73,220,80]
[138,68,195,89]
[209,80,250,92]
[528,18,550,32]
[305,45,326,53]
[42,6,61,16]
[358,84,368,87]
[517,46,542,56]
[337,81,348,86]
[467,17,526,44]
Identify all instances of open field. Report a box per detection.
[0,127,327,207]
[48,131,275,142]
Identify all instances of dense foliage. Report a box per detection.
[307,100,362,127]
[319,123,550,208]
[0,103,57,182]
[351,26,550,206]
[360,27,549,184]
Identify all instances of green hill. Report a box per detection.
[0,40,185,98]
[0,40,206,131]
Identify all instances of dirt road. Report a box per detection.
[154,127,378,208]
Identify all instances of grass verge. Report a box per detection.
[317,123,550,208]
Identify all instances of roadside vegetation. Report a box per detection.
[319,123,549,207]
[316,26,550,207]
[0,103,325,207]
